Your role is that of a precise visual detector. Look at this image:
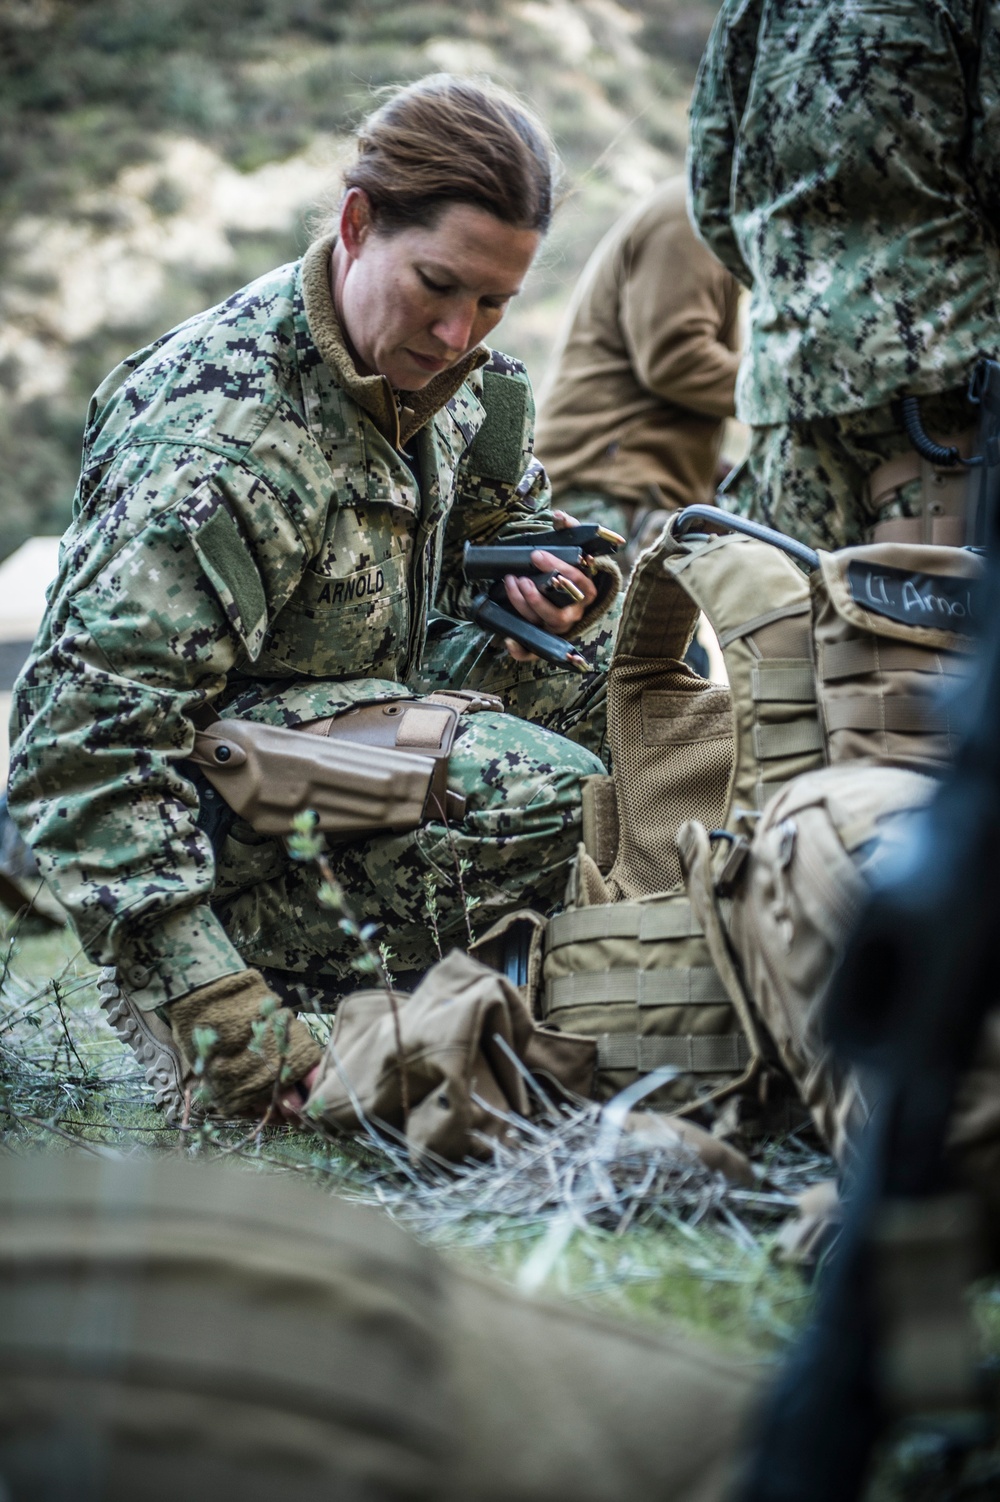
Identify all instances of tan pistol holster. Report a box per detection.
[187,690,502,838]
[539,518,825,1115]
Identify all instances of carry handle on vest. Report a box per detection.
[673,505,820,572]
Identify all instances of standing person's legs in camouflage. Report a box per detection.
[720,387,974,550]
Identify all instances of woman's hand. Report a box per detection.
[503,510,597,662]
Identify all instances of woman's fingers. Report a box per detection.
[504,636,539,663]
[500,513,605,661]
[274,1063,320,1123]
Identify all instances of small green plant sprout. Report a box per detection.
[288,808,410,1115]
[190,1025,219,1079]
[436,823,480,947]
[422,874,444,961]
[454,854,481,946]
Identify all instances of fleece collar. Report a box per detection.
[301,235,488,450]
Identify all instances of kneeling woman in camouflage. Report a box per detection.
[7,76,621,1119]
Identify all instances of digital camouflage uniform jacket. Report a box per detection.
[688,0,1000,425]
[8,238,565,1013]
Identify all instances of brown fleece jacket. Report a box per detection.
[535,176,741,510]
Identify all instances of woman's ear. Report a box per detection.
[339,188,373,260]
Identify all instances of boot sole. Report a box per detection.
[98,968,192,1124]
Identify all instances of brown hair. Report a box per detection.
[337,74,559,235]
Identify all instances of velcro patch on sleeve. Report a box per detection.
[464,369,528,482]
[183,494,268,657]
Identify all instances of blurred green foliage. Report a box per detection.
[0,0,720,560]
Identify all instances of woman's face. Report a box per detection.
[333,190,540,391]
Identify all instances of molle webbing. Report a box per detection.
[546,968,728,1009]
[542,525,823,1108]
[595,1033,752,1074]
[811,544,981,773]
[541,894,744,1108]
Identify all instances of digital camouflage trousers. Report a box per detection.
[209,603,621,997]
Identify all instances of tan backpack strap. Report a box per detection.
[676,819,766,1100]
[664,527,825,822]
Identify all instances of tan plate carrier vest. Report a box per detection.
[540,521,826,1111]
[540,520,982,1116]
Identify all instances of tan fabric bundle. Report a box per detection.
[306,950,596,1162]
[304,948,755,1181]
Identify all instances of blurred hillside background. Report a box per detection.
[0,0,721,563]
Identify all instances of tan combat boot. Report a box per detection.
[98,968,195,1123]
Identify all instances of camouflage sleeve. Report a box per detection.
[436,354,557,620]
[971,0,1000,235]
[8,449,311,1014]
[687,0,761,288]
